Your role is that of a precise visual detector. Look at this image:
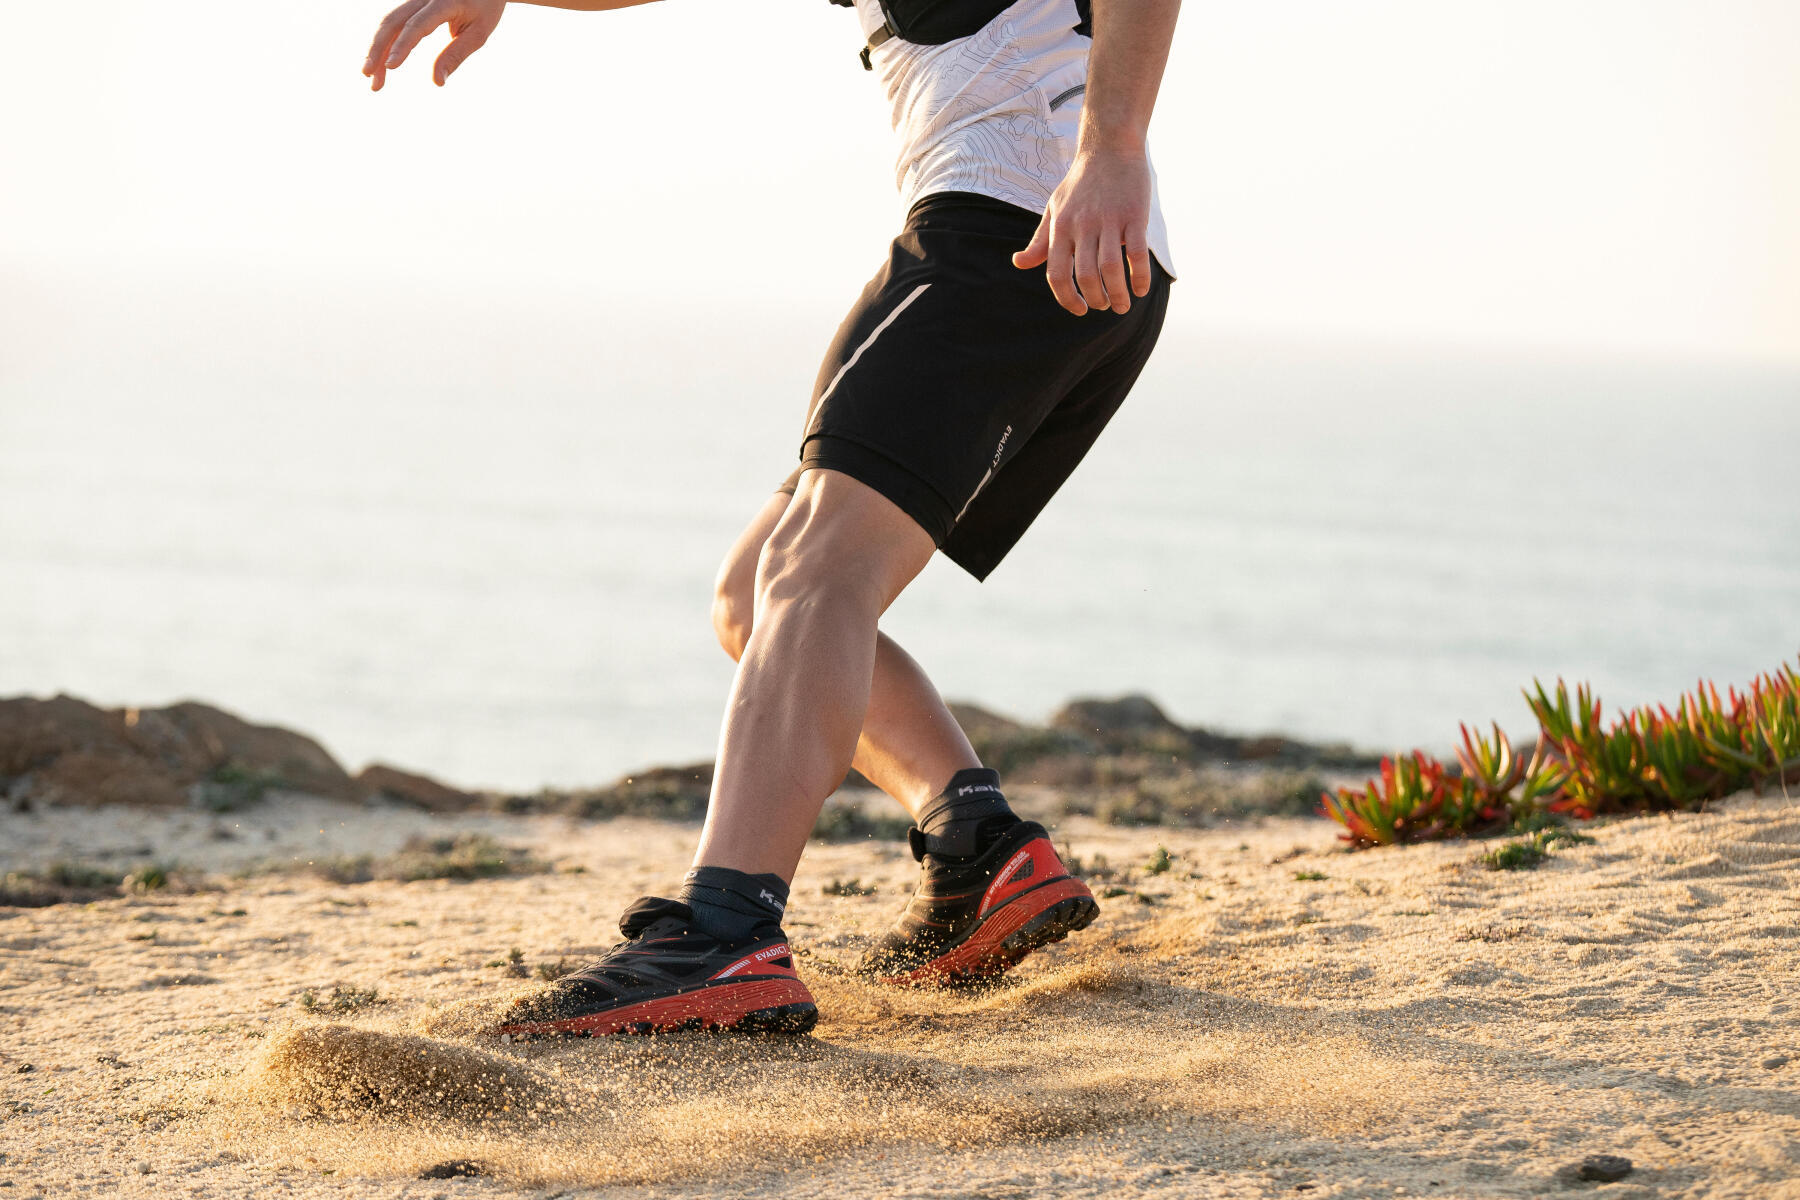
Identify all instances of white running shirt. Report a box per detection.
[854,0,1176,274]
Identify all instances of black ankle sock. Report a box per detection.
[915,767,1019,858]
[676,867,789,943]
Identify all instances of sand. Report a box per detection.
[2,791,1797,1198]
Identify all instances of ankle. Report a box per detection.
[915,767,1018,858]
[676,867,789,942]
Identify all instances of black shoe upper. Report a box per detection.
[499,897,792,1027]
[855,816,1053,976]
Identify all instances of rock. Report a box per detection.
[160,700,354,799]
[0,695,355,808]
[946,701,1098,773]
[1576,1155,1633,1182]
[1763,1055,1790,1070]
[1047,693,1381,769]
[1051,695,1185,745]
[418,1160,486,1179]
[355,763,479,813]
[524,762,716,821]
[946,701,1028,743]
[1237,734,1303,761]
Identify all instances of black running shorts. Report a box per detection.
[779,191,1172,581]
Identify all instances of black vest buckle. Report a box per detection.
[860,20,896,70]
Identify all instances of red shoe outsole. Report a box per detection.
[881,876,1099,986]
[496,977,817,1038]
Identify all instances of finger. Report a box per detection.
[364,1,424,88]
[363,6,408,71]
[1012,216,1050,270]
[1099,237,1130,315]
[1125,224,1153,298]
[1044,229,1085,316]
[387,3,447,72]
[434,18,494,85]
[1072,230,1108,314]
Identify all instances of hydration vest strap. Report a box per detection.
[859,21,896,70]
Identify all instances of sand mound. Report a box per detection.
[242,1024,553,1121]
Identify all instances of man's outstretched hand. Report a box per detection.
[1013,148,1153,316]
[363,0,507,89]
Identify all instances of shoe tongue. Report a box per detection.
[618,896,695,939]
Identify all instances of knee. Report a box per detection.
[712,491,798,661]
[712,556,758,663]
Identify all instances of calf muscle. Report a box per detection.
[692,472,936,879]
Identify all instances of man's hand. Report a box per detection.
[363,0,507,90]
[1013,148,1153,316]
[1017,0,1178,315]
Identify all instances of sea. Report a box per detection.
[4,268,1797,791]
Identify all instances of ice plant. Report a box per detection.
[1456,722,1525,799]
[1746,664,1800,791]
[1320,750,1494,847]
[1321,655,1800,847]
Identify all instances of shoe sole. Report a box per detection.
[495,977,818,1039]
[879,876,1100,987]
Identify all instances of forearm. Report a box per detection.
[1078,0,1180,158]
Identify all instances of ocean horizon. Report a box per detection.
[4,267,1797,791]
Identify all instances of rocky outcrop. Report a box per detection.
[1051,693,1376,771]
[1051,695,1189,753]
[354,764,481,813]
[0,695,356,809]
[1,691,1379,827]
[507,763,715,822]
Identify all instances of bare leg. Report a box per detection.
[713,492,980,821]
[693,470,940,880]
[856,637,982,817]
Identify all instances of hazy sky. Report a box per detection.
[5,0,1798,363]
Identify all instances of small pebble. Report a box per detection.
[1577,1155,1633,1182]
[1762,1055,1789,1070]
[134,1162,152,1175]
[419,1161,485,1180]
[13,1066,31,1075]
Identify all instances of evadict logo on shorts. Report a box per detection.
[990,424,1013,468]
[956,423,1015,523]
[759,889,786,913]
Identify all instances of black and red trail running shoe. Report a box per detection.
[855,819,1099,986]
[494,897,817,1038]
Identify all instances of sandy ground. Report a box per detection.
[2,792,1798,1199]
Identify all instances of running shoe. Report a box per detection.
[855,819,1099,986]
[494,897,817,1038]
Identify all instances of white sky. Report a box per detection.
[4,0,1798,364]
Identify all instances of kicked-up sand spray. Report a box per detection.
[204,937,1436,1188]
